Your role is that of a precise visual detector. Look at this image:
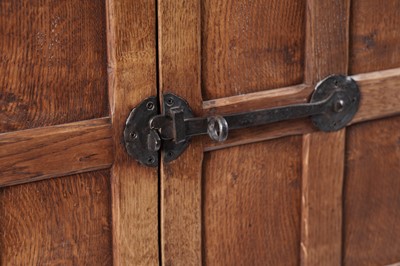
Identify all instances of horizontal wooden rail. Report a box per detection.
[202,84,311,113]
[1,68,399,184]
[204,68,400,151]
[0,117,113,187]
[352,68,400,123]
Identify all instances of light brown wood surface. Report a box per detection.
[158,0,204,264]
[344,116,400,265]
[352,68,400,123]
[304,0,350,85]
[203,137,302,265]
[301,0,350,265]
[301,131,345,265]
[201,0,305,99]
[0,0,109,133]
[0,118,113,187]
[0,0,113,264]
[342,0,400,264]
[203,84,310,114]
[106,0,159,264]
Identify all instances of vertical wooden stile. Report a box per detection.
[158,0,203,265]
[301,0,350,265]
[106,0,159,264]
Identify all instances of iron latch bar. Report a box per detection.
[124,75,360,166]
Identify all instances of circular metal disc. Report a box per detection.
[310,75,360,132]
[124,96,159,167]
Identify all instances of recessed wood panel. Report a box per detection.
[0,0,108,133]
[201,0,305,99]
[344,116,400,265]
[349,0,400,74]
[202,137,302,265]
[0,170,112,265]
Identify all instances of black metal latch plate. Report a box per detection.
[124,75,360,166]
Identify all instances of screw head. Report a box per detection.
[147,155,156,165]
[146,101,154,110]
[130,132,137,139]
[166,97,174,106]
[333,99,345,113]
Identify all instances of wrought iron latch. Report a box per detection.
[124,75,360,166]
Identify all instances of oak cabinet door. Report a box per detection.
[1,0,158,265]
[2,0,400,265]
[157,0,400,265]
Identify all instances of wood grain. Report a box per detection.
[0,117,113,187]
[301,0,350,265]
[0,0,108,133]
[203,137,302,265]
[349,0,400,74]
[352,68,400,124]
[106,0,159,264]
[304,0,349,84]
[201,0,305,99]
[0,170,112,265]
[386,263,400,266]
[343,116,400,266]
[203,84,310,114]
[301,131,345,265]
[158,0,203,264]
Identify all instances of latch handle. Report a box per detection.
[124,75,360,166]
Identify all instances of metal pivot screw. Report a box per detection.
[333,99,345,113]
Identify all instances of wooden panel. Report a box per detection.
[106,0,159,264]
[0,170,112,265]
[344,116,400,266]
[301,0,350,265]
[158,0,203,265]
[0,0,108,133]
[301,130,345,265]
[201,0,305,99]
[0,117,113,187]
[203,137,302,265]
[350,0,400,74]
